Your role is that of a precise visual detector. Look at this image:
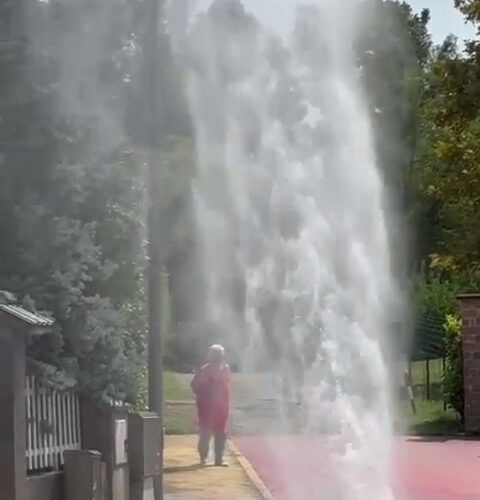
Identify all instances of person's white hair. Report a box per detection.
[210,344,225,354]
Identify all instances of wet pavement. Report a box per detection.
[172,374,480,499]
[234,435,480,500]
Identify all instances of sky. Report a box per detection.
[409,0,475,43]
[196,0,476,45]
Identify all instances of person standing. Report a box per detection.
[191,344,231,466]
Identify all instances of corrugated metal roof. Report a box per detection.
[0,304,54,327]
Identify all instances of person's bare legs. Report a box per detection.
[198,429,211,465]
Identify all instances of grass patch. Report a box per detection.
[164,372,193,401]
[164,372,196,435]
[406,399,462,436]
[165,402,197,435]
[163,372,464,437]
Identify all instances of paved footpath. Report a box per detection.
[164,435,261,499]
[234,435,480,500]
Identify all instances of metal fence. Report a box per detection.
[25,376,81,473]
[410,357,446,401]
[411,314,447,402]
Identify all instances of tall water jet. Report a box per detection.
[171,0,399,498]
[23,0,402,494]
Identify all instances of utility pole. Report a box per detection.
[146,0,165,497]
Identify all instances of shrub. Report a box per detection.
[443,314,464,421]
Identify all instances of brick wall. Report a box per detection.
[458,294,480,433]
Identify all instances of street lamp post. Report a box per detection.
[146,0,165,498]
[147,165,164,500]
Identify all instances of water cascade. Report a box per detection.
[172,1,398,498]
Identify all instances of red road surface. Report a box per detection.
[234,436,480,500]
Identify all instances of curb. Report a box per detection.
[229,440,275,500]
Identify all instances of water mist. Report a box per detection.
[171,1,399,498]
[26,0,402,495]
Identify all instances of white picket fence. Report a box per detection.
[25,376,81,472]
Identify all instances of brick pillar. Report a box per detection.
[458,294,480,433]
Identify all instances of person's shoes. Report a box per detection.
[200,458,207,466]
[214,460,228,467]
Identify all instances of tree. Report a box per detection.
[414,3,480,279]
[356,1,432,275]
[0,0,151,402]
